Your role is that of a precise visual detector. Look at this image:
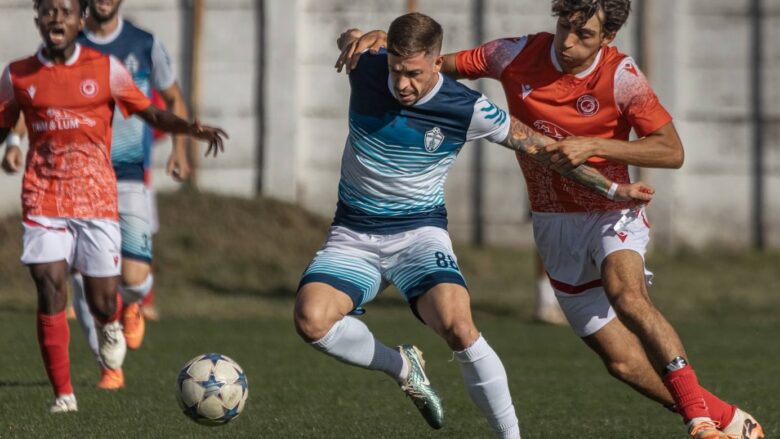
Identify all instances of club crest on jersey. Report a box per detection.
[124,54,139,74]
[424,127,445,152]
[576,95,599,117]
[80,79,99,98]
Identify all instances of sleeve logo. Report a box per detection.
[424,127,445,152]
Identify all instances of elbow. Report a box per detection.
[671,146,684,169]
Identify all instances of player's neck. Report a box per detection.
[86,15,121,38]
[42,45,77,65]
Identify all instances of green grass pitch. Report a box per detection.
[0,192,778,438]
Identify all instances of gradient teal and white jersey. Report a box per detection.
[79,18,176,182]
[334,50,510,234]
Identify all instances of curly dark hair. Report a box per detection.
[33,0,89,17]
[551,0,631,36]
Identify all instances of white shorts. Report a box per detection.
[117,181,155,262]
[532,207,653,337]
[21,216,122,277]
[299,226,466,311]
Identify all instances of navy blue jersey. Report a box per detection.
[78,18,176,182]
[334,50,509,234]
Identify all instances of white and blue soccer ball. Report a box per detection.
[176,353,249,426]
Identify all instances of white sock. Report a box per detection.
[535,276,557,309]
[310,316,405,381]
[455,335,521,439]
[71,273,102,367]
[119,274,153,304]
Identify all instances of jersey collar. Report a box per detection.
[83,17,124,45]
[386,72,444,107]
[549,42,603,79]
[36,43,82,67]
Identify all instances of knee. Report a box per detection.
[90,293,118,323]
[439,318,479,351]
[293,301,338,343]
[121,265,151,287]
[604,357,638,383]
[31,268,68,307]
[609,288,654,322]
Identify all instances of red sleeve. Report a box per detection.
[109,56,152,117]
[614,58,672,137]
[455,37,528,81]
[0,66,20,127]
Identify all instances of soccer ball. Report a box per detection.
[175,353,249,426]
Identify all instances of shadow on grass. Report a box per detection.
[0,380,49,388]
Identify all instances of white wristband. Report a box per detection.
[607,182,619,200]
[6,133,21,148]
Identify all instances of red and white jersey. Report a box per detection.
[0,44,151,219]
[456,32,673,213]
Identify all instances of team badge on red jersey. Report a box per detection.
[576,95,600,117]
[80,79,99,98]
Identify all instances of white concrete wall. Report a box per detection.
[1,0,779,249]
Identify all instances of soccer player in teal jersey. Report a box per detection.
[76,0,189,389]
[294,13,652,438]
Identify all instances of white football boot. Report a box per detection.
[98,321,126,370]
[50,394,78,413]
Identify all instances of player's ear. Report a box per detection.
[433,54,443,72]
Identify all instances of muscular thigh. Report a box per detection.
[534,209,654,337]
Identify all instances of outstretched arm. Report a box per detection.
[158,83,191,181]
[499,116,654,202]
[134,105,227,158]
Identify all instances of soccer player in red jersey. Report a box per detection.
[337,2,763,438]
[0,0,225,413]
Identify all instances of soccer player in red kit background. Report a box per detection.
[337,1,763,438]
[0,0,225,413]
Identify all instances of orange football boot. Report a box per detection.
[122,302,145,350]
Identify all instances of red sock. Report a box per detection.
[700,387,737,428]
[95,293,123,325]
[37,311,73,396]
[142,288,154,306]
[663,365,710,423]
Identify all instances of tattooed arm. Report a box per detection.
[498,116,654,202]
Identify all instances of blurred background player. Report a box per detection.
[296,13,652,438]
[339,1,764,438]
[67,0,191,390]
[0,0,226,413]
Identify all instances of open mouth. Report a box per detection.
[48,27,66,45]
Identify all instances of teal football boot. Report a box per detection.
[397,344,444,429]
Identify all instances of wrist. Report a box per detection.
[607,182,619,200]
[6,133,21,148]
